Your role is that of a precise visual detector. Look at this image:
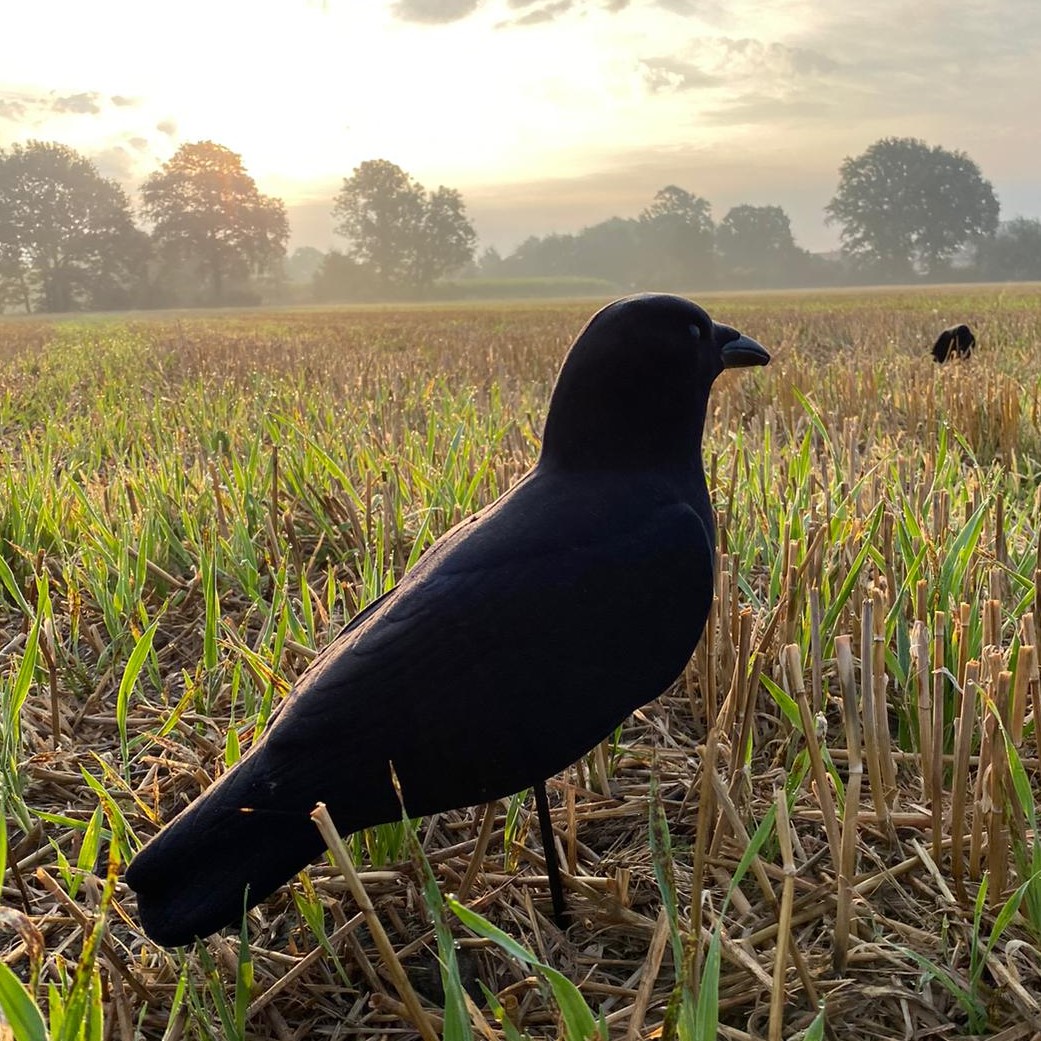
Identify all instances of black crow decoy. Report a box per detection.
[932,323,975,362]
[125,293,769,946]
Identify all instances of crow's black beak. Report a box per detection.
[717,325,770,368]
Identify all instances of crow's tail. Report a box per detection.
[125,753,328,948]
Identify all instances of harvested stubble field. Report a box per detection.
[1,284,1041,1041]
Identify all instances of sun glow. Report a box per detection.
[2,0,1037,253]
[2,2,735,192]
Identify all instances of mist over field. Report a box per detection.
[1,137,1038,314]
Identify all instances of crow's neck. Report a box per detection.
[540,385,711,475]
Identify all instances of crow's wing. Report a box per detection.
[126,467,713,945]
[260,467,714,821]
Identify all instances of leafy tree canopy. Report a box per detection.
[825,137,999,278]
[0,140,143,312]
[484,193,820,291]
[332,159,477,292]
[141,141,288,304]
[638,185,715,289]
[415,185,478,287]
[717,205,795,262]
[716,205,811,287]
[640,185,714,236]
[285,246,325,284]
[976,218,1041,282]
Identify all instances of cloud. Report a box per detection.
[91,145,137,183]
[507,0,573,26]
[390,0,483,22]
[156,119,178,137]
[52,91,103,115]
[128,136,149,151]
[0,91,143,123]
[637,33,841,126]
[778,3,1041,111]
[657,36,839,85]
[389,0,632,26]
[639,56,718,92]
[670,6,1037,141]
[715,37,838,78]
[0,97,27,121]
[497,0,641,25]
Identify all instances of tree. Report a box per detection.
[500,234,577,277]
[140,141,288,304]
[641,185,713,232]
[0,141,143,312]
[311,250,380,303]
[0,254,35,314]
[477,246,503,276]
[332,160,477,292]
[413,186,478,287]
[638,185,715,289]
[715,204,815,287]
[285,246,325,284]
[572,218,642,286]
[717,205,792,272]
[976,218,1041,281]
[825,137,999,279]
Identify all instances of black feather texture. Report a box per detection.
[124,293,769,947]
[932,323,975,362]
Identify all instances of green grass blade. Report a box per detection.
[160,969,190,1041]
[820,502,885,637]
[648,774,684,968]
[7,605,42,747]
[448,899,600,1041]
[404,821,472,1041]
[0,790,6,894]
[804,1004,827,1040]
[901,945,984,1030]
[692,926,720,1041]
[0,553,32,617]
[937,498,989,605]
[203,537,220,671]
[760,674,801,730]
[69,805,104,901]
[234,912,254,1038]
[479,981,529,1041]
[0,959,48,1041]
[115,616,160,768]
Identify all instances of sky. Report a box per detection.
[2,0,1039,256]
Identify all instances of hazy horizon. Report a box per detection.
[3,1,1039,257]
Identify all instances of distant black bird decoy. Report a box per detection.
[932,323,975,362]
[125,293,770,947]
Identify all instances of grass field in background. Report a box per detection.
[0,285,1040,1039]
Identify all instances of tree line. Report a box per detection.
[0,141,289,312]
[1,136,1040,313]
[0,144,480,311]
[313,139,1040,300]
